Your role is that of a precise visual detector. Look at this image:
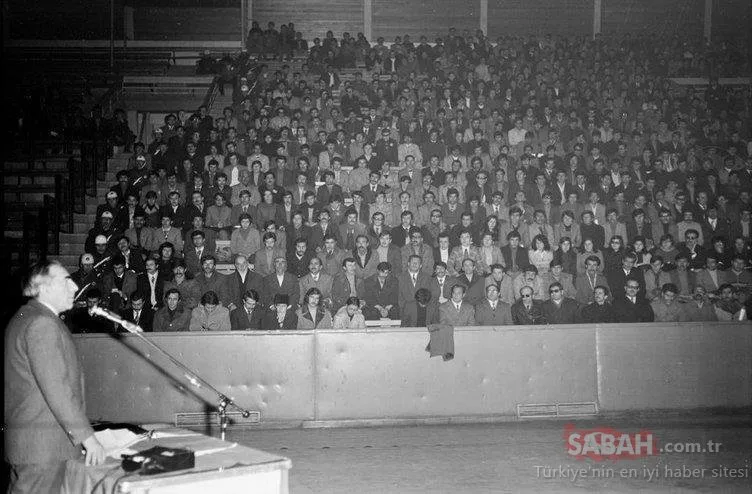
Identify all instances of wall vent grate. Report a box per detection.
[517,402,598,419]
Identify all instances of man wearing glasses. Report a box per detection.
[541,282,580,324]
[612,279,655,323]
[606,252,645,300]
[511,285,547,325]
[677,229,707,270]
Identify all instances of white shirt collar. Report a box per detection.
[39,300,60,315]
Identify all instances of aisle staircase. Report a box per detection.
[49,153,132,274]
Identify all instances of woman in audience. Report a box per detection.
[630,236,652,269]
[297,288,334,329]
[576,238,604,276]
[333,296,366,329]
[528,234,554,275]
[481,215,501,245]
[554,236,578,279]
[603,235,626,273]
[708,236,733,271]
[156,242,176,280]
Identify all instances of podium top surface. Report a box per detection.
[67,427,290,492]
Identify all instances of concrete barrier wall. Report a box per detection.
[78,331,316,423]
[597,322,752,411]
[314,326,596,420]
[74,323,751,425]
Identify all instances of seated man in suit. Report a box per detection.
[261,257,301,310]
[455,257,487,306]
[484,263,516,306]
[500,231,530,278]
[475,284,514,326]
[331,257,366,311]
[401,288,440,327]
[575,255,610,305]
[136,257,166,310]
[611,279,655,322]
[397,254,431,309]
[401,227,434,277]
[120,291,154,331]
[511,285,547,325]
[339,209,367,252]
[66,288,117,334]
[253,231,286,277]
[230,289,265,330]
[428,261,456,305]
[643,255,674,301]
[363,262,400,320]
[298,256,334,306]
[694,255,727,295]
[541,281,580,324]
[184,229,211,276]
[543,259,576,300]
[194,255,230,305]
[100,255,138,313]
[439,283,476,326]
[226,253,264,310]
[115,235,146,274]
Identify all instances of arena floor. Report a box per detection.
[228,415,751,493]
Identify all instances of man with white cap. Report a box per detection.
[91,235,111,265]
[85,211,118,254]
[96,191,125,228]
[70,254,99,299]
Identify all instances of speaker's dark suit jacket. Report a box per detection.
[5,300,95,466]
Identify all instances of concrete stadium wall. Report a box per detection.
[75,322,751,426]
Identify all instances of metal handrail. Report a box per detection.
[202,75,221,112]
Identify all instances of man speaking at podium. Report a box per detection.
[5,260,105,493]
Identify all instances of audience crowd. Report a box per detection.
[63,27,752,333]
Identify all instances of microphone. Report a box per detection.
[89,306,143,333]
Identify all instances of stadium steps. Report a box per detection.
[49,153,132,273]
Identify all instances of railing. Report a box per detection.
[5,137,113,269]
[202,75,221,113]
[95,76,124,118]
